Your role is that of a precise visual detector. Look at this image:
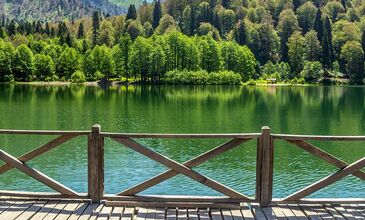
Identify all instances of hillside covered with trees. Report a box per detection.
[0,0,127,21]
[0,0,364,84]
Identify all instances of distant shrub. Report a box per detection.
[71,70,86,83]
[163,70,241,85]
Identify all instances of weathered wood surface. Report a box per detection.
[88,125,104,203]
[112,137,249,200]
[284,156,365,201]
[272,134,365,141]
[0,150,78,196]
[1,199,365,219]
[286,140,365,180]
[101,132,261,139]
[0,134,78,175]
[117,138,251,196]
[256,127,274,207]
[0,130,89,135]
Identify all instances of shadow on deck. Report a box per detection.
[1,198,365,219]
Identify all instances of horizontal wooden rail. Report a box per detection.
[0,126,364,207]
[100,132,261,139]
[272,134,365,141]
[0,129,90,135]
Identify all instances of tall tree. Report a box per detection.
[152,0,162,29]
[222,0,230,8]
[92,11,100,46]
[304,30,321,61]
[126,4,138,20]
[313,9,323,41]
[322,16,333,69]
[297,2,317,34]
[341,41,364,83]
[277,9,299,62]
[13,44,34,81]
[288,31,306,75]
[233,20,246,46]
[78,22,84,38]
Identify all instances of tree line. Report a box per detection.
[0,0,365,84]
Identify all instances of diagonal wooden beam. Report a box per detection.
[112,137,250,199]
[117,138,250,196]
[287,140,365,181]
[0,149,78,196]
[284,156,365,201]
[0,135,78,175]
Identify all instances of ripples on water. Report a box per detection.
[0,84,364,198]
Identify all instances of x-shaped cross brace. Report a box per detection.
[284,140,365,201]
[112,137,252,199]
[0,135,78,196]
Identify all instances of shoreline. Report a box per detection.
[0,81,361,87]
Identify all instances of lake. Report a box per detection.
[0,84,364,198]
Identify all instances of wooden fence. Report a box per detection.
[0,125,364,207]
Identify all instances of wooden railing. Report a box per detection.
[0,125,364,207]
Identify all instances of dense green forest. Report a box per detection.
[0,0,130,21]
[0,0,365,84]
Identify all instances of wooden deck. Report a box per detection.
[1,198,365,220]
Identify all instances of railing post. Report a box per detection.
[256,126,274,207]
[88,124,104,203]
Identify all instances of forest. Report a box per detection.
[0,0,364,84]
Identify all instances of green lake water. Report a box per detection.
[0,84,364,198]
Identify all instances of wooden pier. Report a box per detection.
[0,125,364,219]
[1,198,365,219]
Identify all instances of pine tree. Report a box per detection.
[234,20,246,45]
[7,20,17,35]
[361,31,365,61]
[313,9,323,41]
[35,21,42,34]
[78,22,84,38]
[45,22,50,36]
[322,17,333,70]
[152,0,162,29]
[341,0,347,12]
[222,0,230,8]
[92,11,100,46]
[126,4,137,20]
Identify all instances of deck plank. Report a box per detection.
[54,201,82,220]
[30,200,60,220]
[121,207,135,220]
[324,204,345,220]
[211,208,223,220]
[110,206,124,220]
[78,202,100,220]
[188,208,198,220]
[341,204,364,219]
[300,204,322,220]
[16,200,47,219]
[177,208,188,220]
[43,200,69,220]
[221,209,234,220]
[166,208,177,220]
[97,205,113,220]
[0,200,31,220]
[309,204,333,219]
[146,208,157,220]
[0,198,363,219]
[240,204,255,220]
[286,204,308,220]
[230,209,244,220]
[251,204,267,220]
[155,208,165,220]
[198,208,210,219]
